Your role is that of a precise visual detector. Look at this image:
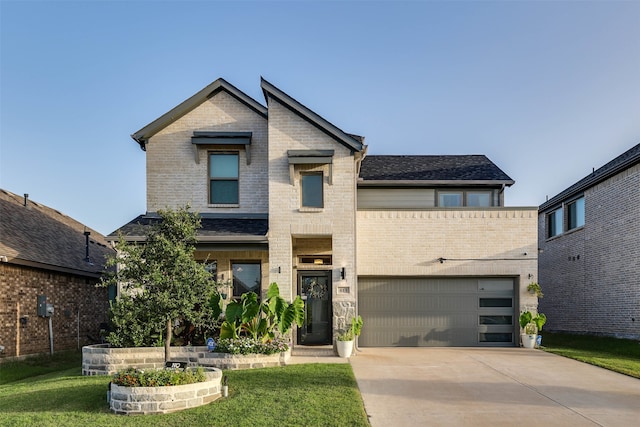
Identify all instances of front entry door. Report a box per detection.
[298,271,332,345]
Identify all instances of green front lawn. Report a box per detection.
[0,350,82,384]
[542,332,640,379]
[0,354,368,427]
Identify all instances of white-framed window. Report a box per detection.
[209,152,239,204]
[301,172,324,208]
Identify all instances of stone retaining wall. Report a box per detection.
[110,369,222,415]
[82,344,291,375]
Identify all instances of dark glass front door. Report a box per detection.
[298,271,332,345]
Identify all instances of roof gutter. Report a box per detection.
[358,179,515,187]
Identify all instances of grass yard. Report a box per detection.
[542,332,640,379]
[0,350,82,384]
[0,352,368,427]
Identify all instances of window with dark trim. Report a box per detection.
[209,152,239,204]
[547,208,563,238]
[301,172,323,208]
[567,197,585,230]
[466,191,492,207]
[232,262,261,297]
[437,190,495,207]
[204,261,217,280]
[438,191,463,207]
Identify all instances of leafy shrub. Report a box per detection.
[112,367,206,387]
[106,294,165,348]
[215,337,289,355]
[216,283,304,342]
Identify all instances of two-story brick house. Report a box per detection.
[538,142,640,340]
[113,78,538,348]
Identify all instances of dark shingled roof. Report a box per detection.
[0,189,114,277]
[110,214,268,241]
[359,155,514,184]
[540,142,640,212]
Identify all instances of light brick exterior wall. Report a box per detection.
[357,208,539,312]
[538,163,640,339]
[146,91,268,214]
[0,263,109,359]
[266,98,358,312]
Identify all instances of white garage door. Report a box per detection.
[358,277,516,347]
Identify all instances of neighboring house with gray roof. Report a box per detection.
[112,77,538,349]
[538,142,640,339]
[0,189,114,358]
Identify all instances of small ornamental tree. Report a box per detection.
[101,206,217,362]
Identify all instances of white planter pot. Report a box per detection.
[521,333,537,349]
[336,340,354,358]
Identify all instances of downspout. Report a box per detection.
[48,315,54,355]
[84,231,91,262]
[353,145,367,353]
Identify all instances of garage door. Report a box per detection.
[358,277,515,347]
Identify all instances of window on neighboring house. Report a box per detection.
[567,197,585,230]
[301,172,323,208]
[209,153,239,204]
[547,208,563,238]
[467,191,492,207]
[232,262,261,298]
[438,191,463,207]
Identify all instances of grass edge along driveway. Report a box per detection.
[541,332,640,379]
[0,355,369,427]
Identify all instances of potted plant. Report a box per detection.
[527,282,544,298]
[336,315,363,358]
[533,312,546,347]
[519,311,546,349]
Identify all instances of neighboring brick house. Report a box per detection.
[538,143,640,340]
[0,189,114,359]
[113,78,538,348]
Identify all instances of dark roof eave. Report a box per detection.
[539,143,640,212]
[358,179,515,187]
[110,235,268,244]
[131,78,268,150]
[260,77,364,153]
[6,257,106,278]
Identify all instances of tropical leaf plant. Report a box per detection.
[218,282,304,342]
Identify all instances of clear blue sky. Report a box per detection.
[1,0,638,235]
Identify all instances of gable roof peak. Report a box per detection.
[260,77,364,153]
[131,78,267,150]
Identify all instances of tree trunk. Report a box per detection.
[165,319,172,362]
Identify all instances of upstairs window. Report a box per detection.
[438,191,463,207]
[467,191,492,207]
[547,208,563,238]
[437,190,495,207]
[209,153,239,204]
[301,172,324,208]
[567,197,585,230]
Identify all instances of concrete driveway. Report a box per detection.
[349,347,640,427]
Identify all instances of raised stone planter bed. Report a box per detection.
[83,344,291,376]
[110,368,222,415]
